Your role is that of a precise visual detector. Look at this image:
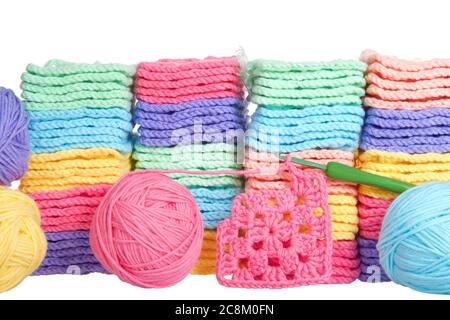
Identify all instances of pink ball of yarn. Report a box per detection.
[90,171,204,288]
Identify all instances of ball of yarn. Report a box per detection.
[90,171,204,288]
[0,87,30,185]
[378,182,450,295]
[0,187,47,292]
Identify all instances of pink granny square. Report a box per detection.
[216,163,333,288]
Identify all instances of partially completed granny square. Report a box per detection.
[217,162,333,288]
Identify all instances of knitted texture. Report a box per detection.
[191,230,217,275]
[245,148,358,242]
[245,148,360,283]
[358,194,392,240]
[22,60,134,153]
[358,237,390,282]
[33,230,106,276]
[133,144,242,226]
[247,105,364,152]
[133,143,242,188]
[326,240,360,284]
[29,184,111,233]
[22,60,135,111]
[357,51,450,283]
[21,148,131,193]
[191,187,242,229]
[133,53,245,262]
[244,57,365,285]
[361,50,450,110]
[357,150,450,200]
[246,59,366,108]
[136,57,243,104]
[28,107,132,153]
[217,163,333,288]
[357,153,450,283]
[361,108,450,153]
[134,58,246,149]
[135,99,246,147]
[248,59,367,72]
[135,97,242,112]
[22,60,135,276]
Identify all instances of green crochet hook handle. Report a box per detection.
[282,156,415,194]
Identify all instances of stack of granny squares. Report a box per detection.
[244,59,366,283]
[132,56,247,274]
[358,51,450,282]
[20,60,134,275]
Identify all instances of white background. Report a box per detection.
[1,0,449,300]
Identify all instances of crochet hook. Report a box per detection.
[279,155,415,194]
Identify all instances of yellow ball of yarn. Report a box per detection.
[0,187,47,293]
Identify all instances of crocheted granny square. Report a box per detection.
[216,163,333,288]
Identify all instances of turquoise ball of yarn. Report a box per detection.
[378,182,450,295]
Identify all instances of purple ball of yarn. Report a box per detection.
[0,87,30,185]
